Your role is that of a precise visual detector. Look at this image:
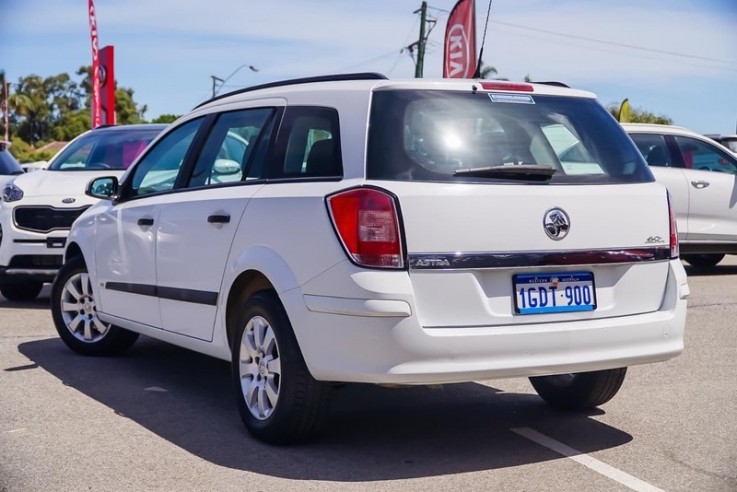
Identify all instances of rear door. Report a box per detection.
[155,106,278,341]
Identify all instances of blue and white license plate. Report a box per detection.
[513,272,596,315]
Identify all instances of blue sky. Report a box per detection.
[2,0,737,135]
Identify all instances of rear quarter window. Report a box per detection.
[367,90,653,185]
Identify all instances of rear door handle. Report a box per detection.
[207,214,230,224]
[691,180,710,189]
[137,217,154,227]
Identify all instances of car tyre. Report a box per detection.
[231,290,331,444]
[682,253,724,268]
[529,368,627,410]
[51,256,139,356]
[0,280,43,301]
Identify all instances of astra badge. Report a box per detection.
[62,198,76,204]
[543,208,570,240]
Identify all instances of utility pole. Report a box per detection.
[415,2,427,78]
[405,2,436,78]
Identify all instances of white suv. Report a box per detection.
[623,123,737,268]
[0,124,165,301]
[51,74,689,444]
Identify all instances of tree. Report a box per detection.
[150,114,180,124]
[608,101,672,125]
[478,60,498,79]
[76,65,148,124]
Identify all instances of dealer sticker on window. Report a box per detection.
[489,93,535,104]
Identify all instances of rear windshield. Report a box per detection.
[367,90,653,184]
[48,128,161,171]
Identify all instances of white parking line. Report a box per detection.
[511,427,664,492]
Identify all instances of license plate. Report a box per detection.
[513,271,596,315]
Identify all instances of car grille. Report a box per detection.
[13,206,90,233]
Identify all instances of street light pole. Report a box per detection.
[210,64,259,97]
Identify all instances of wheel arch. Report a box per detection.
[64,241,84,263]
[222,245,302,350]
[225,270,275,348]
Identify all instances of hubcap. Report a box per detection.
[238,315,281,420]
[59,272,110,342]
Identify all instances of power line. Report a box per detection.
[491,26,737,74]
[493,20,736,66]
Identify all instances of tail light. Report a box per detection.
[326,187,404,269]
[667,191,679,258]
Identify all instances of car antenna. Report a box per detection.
[472,0,494,79]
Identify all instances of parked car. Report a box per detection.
[706,134,737,155]
[0,142,24,189]
[20,160,48,173]
[623,123,737,267]
[0,124,166,301]
[51,74,688,444]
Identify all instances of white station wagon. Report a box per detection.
[51,74,689,444]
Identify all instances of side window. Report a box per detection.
[269,107,342,179]
[629,133,673,168]
[129,119,202,197]
[674,136,737,174]
[187,108,275,188]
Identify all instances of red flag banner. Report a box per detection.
[443,0,477,78]
[88,0,102,128]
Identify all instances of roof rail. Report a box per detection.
[194,72,388,109]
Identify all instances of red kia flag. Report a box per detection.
[443,0,477,78]
[88,0,102,128]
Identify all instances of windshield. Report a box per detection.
[367,90,653,184]
[0,150,23,175]
[48,128,162,171]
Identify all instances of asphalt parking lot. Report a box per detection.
[1,259,736,492]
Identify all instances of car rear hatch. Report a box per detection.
[364,84,672,327]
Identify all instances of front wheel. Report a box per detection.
[51,256,139,356]
[0,279,43,301]
[682,253,725,268]
[231,291,331,444]
[529,368,627,410]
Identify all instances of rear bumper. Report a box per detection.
[288,259,688,384]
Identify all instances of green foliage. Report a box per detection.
[609,101,672,125]
[150,114,180,124]
[6,67,148,149]
[6,136,54,163]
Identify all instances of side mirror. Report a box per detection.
[86,176,119,200]
[212,158,241,176]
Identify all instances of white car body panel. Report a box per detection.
[625,122,737,250]
[155,185,261,341]
[60,80,688,386]
[682,167,737,242]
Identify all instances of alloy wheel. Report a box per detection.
[59,272,110,342]
[238,315,281,420]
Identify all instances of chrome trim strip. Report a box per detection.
[408,247,671,270]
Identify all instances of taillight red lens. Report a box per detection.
[667,192,679,258]
[327,188,404,268]
[480,81,534,92]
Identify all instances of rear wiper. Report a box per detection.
[453,164,555,181]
